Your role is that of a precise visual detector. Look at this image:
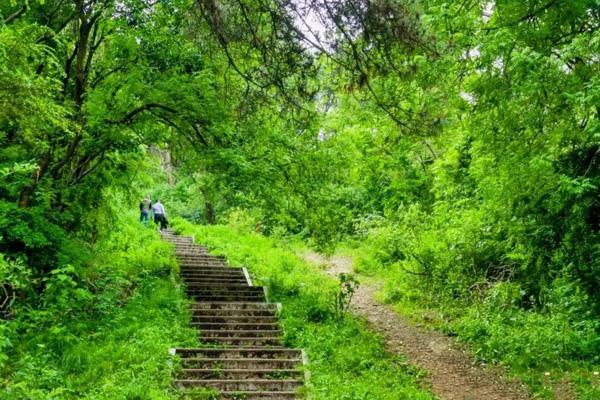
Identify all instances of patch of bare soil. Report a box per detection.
[302,251,541,400]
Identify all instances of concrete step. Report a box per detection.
[185,281,249,287]
[180,368,303,379]
[190,294,266,302]
[188,290,263,297]
[183,276,249,282]
[181,271,244,277]
[192,309,278,318]
[173,378,302,392]
[181,358,301,370]
[192,315,278,323]
[181,272,246,279]
[185,285,261,293]
[177,255,226,260]
[179,265,244,275]
[173,248,204,252]
[190,302,277,311]
[193,322,280,330]
[219,392,298,400]
[201,336,282,346]
[179,263,229,268]
[178,259,228,264]
[180,269,243,275]
[177,257,226,262]
[173,244,207,249]
[174,347,301,359]
[186,289,261,296]
[165,238,193,243]
[201,329,282,338]
[182,277,247,283]
[175,250,208,256]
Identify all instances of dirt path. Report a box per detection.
[303,251,534,400]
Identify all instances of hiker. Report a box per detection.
[139,195,152,226]
[152,199,168,231]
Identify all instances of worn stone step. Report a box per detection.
[166,239,193,243]
[191,295,266,302]
[185,283,251,289]
[186,286,264,301]
[174,347,301,359]
[179,261,229,267]
[181,274,242,280]
[177,390,298,400]
[180,268,241,274]
[193,322,280,330]
[186,285,261,293]
[190,302,277,310]
[175,245,212,253]
[180,368,303,380]
[189,291,264,297]
[180,263,229,268]
[175,251,208,256]
[181,272,246,279]
[186,277,254,291]
[174,244,207,249]
[187,292,265,300]
[177,258,227,263]
[183,276,248,282]
[190,292,264,298]
[180,266,241,273]
[192,315,278,323]
[177,254,226,260]
[181,358,301,370]
[201,329,282,338]
[182,277,247,283]
[192,310,278,318]
[201,336,282,346]
[219,391,298,400]
[173,378,302,392]
[183,275,249,282]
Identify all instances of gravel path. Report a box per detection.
[303,251,534,400]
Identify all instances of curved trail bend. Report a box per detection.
[303,252,533,400]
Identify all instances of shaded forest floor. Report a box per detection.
[302,251,577,400]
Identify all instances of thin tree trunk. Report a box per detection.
[205,201,216,224]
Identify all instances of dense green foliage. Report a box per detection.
[1,204,197,399]
[2,0,599,398]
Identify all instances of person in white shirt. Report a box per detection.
[151,200,168,230]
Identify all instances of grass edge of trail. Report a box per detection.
[339,243,600,400]
[1,213,199,400]
[172,218,437,400]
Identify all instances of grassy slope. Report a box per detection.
[1,214,198,400]
[343,243,600,400]
[173,218,435,400]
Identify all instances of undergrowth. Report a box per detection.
[345,239,600,400]
[0,211,198,399]
[173,217,435,400]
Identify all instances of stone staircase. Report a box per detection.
[162,231,306,399]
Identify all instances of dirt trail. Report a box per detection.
[303,251,534,400]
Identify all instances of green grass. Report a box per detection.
[173,218,435,400]
[339,242,600,400]
[0,214,198,400]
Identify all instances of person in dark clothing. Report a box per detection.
[152,199,168,230]
[139,195,151,226]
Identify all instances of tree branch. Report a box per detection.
[5,2,28,24]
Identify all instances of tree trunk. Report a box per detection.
[205,201,216,225]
